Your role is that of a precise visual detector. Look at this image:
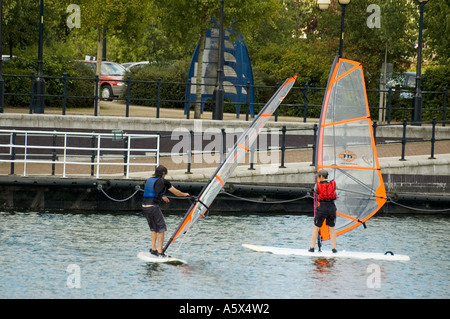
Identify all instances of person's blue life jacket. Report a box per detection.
[143,177,166,200]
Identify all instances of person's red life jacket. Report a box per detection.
[316,180,337,201]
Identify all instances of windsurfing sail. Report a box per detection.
[315,56,386,241]
[163,75,297,253]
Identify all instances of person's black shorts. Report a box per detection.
[143,205,167,233]
[314,201,337,227]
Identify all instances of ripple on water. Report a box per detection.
[0,212,448,298]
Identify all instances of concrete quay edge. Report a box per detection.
[124,154,450,185]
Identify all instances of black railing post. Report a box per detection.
[400,119,407,161]
[94,75,99,116]
[29,72,35,114]
[311,124,317,166]
[279,126,286,168]
[10,132,16,175]
[429,117,436,159]
[245,81,250,121]
[123,136,128,177]
[303,83,309,122]
[186,79,191,119]
[156,78,161,119]
[249,142,255,170]
[51,133,57,175]
[221,128,226,163]
[372,120,377,144]
[90,134,96,177]
[274,82,279,122]
[186,130,193,174]
[443,88,447,127]
[62,73,68,115]
[125,76,131,117]
[387,87,393,125]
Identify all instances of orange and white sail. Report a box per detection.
[315,57,386,240]
[163,75,297,253]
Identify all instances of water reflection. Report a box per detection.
[313,258,335,273]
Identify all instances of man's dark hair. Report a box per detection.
[154,165,168,178]
[317,169,328,178]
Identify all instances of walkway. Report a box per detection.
[1,101,449,179]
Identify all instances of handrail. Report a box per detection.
[0,129,159,178]
[2,72,448,125]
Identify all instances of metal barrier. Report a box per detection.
[0,130,159,178]
[3,73,448,125]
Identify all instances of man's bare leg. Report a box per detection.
[310,226,319,249]
[329,226,336,251]
[151,231,157,251]
[157,232,165,254]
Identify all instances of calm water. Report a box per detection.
[0,210,448,299]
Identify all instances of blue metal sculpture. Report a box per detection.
[185,21,255,118]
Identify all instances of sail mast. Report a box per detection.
[163,75,297,253]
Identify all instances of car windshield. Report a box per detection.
[101,63,125,76]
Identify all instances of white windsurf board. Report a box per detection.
[137,251,187,265]
[242,244,410,262]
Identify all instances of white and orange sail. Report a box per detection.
[315,57,386,240]
[163,75,297,253]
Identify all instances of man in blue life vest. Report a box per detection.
[143,165,189,257]
[309,169,337,253]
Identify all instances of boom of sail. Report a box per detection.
[163,75,297,253]
[315,57,386,240]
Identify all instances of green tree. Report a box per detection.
[153,0,281,118]
[304,0,415,87]
[3,0,68,58]
[421,0,449,65]
[74,1,152,75]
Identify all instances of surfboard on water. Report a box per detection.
[137,252,187,265]
[242,59,409,262]
[242,244,410,262]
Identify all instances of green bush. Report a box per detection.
[3,68,32,107]
[422,64,450,122]
[3,55,94,108]
[125,60,189,109]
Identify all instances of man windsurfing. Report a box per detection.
[142,165,189,257]
[309,169,337,253]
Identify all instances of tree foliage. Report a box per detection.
[2,0,449,92]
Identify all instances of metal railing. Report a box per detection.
[165,119,450,173]
[0,129,160,178]
[2,72,448,125]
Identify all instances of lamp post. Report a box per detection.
[213,0,224,120]
[412,0,428,126]
[316,0,331,10]
[317,0,351,58]
[337,0,350,58]
[103,27,107,61]
[34,0,45,113]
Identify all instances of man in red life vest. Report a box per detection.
[309,169,337,253]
